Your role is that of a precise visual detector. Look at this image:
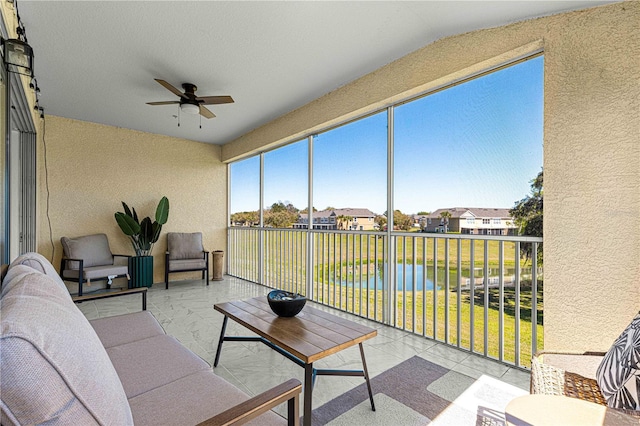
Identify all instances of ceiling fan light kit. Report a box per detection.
[146,79,234,124]
[180,103,200,115]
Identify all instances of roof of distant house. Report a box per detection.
[298,208,377,220]
[425,207,513,219]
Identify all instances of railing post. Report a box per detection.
[531,242,538,357]
[306,135,314,299]
[385,106,394,326]
[259,153,265,285]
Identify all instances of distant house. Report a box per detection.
[412,214,429,228]
[293,208,377,230]
[422,207,517,236]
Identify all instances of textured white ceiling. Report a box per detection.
[17,1,613,145]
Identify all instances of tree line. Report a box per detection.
[230,169,542,260]
[231,203,417,231]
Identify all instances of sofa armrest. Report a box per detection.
[112,254,132,258]
[197,378,302,426]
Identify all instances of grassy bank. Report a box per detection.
[312,283,543,367]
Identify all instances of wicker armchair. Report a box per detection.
[531,351,640,418]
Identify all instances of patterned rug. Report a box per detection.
[311,356,527,425]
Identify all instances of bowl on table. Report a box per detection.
[267,290,306,317]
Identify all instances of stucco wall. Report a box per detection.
[37,116,227,286]
[222,2,640,352]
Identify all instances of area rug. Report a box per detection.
[311,355,527,425]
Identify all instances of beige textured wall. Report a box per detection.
[222,2,640,352]
[37,116,227,286]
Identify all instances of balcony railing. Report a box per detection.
[228,227,542,369]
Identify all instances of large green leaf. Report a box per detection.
[122,202,132,218]
[150,222,162,244]
[155,196,169,225]
[132,207,139,224]
[115,212,140,236]
[139,217,153,248]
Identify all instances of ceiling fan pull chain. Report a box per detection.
[199,113,202,129]
[177,107,181,127]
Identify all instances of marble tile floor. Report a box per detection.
[77,276,531,422]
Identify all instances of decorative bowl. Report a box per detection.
[267,290,306,317]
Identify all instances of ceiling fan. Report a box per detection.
[146,79,234,119]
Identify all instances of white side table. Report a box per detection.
[505,394,638,426]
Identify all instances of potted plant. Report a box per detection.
[115,196,169,287]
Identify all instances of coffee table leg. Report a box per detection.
[303,363,313,426]
[213,316,228,367]
[359,343,376,411]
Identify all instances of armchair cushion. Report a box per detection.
[167,232,204,260]
[62,264,129,280]
[0,265,133,425]
[61,234,115,269]
[596,313,640,410]
[168,259,207,272]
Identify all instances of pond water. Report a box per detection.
[331,264,521,291]
[333,264,435,291]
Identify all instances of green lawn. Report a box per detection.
[311,283,543,367]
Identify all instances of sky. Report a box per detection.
[231,56,543,216]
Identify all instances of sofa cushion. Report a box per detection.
[8,252,67,292]
[106,334,210,398]
[0,265,133,425]
[597,312,640,410]
[90,311,165,349]
[61,234,114,269]
[128,370,285,426]
[167,232,204,260]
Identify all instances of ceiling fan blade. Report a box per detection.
[154,79,186,99]
[199,105,215,119]
[197,95,234,105]
[146,101,180,105]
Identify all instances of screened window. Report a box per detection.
[313,111,387,217]
[394,56,543,219]
[229,156,260,226]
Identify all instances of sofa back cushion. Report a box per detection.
[61,234,114,269]
[0,264,133,425]
[8,252,68,293]
[167,232,204,260]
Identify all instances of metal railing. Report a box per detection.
[228,227,542,368]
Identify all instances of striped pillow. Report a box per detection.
[596,313,640,410]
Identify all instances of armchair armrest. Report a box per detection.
[533,350,605,380]
[72,286,147,302]
[197,378,302,426]
[72,287,147,310]
[60,257,84,270]
[112,254,132,258]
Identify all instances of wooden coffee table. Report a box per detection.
[214,297,377,426]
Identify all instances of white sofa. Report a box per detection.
[0,252,301,425]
